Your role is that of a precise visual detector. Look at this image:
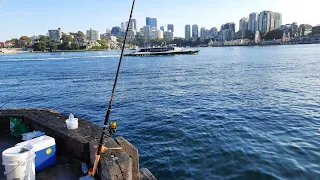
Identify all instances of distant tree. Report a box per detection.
[117,36,125,43]
[97,39,109,49]
[39,35,49,42]
[192,39,202,46]
[49,42,58,51]
[20,36,31,43]
[33,43,40,51]
[59,42,72,50]
[91,46,102,50]
[60,35,73,43]
[264,29,283,40]
[32,35,49,51]
[19,36,31,47]
[7,38,19,47]
[33,41,47,51]
[77,31,85,37]
[71,43,80,50]
[9,38,19,43]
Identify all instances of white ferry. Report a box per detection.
[125,45,199,56]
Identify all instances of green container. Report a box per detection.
[10,117,30,137]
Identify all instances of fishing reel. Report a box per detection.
[109,121,117,136]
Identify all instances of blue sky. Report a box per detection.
[0,0,318,41]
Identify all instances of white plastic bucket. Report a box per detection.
[2,145,35,180]
[65,119,78,130]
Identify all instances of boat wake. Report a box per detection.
[1,55,120,62]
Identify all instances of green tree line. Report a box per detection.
[6,36,31,48]
[33,32,88,51]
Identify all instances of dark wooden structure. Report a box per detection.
[0,109,156,180]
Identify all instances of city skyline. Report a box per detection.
[0,0,319,41]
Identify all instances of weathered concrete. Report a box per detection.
[0,109,156,180]
[0,109,102,162]
[115,136,140,180]
[89,139,132,180]
[140,169,157,180]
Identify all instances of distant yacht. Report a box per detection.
[124,44,199,56]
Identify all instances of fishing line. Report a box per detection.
[114,53,129,125]
[0,97,14,109]
[91,0,136,176]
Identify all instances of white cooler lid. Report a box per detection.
[16,135,55,151]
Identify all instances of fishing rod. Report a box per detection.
[91,0,136,176]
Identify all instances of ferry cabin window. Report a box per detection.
[140,49,149,52]
[139,48,173,52]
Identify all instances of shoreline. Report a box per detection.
[1,42,320,55]
[0,48,117,55]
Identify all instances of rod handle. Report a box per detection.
[92,155,101,176]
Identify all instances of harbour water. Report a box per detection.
[0,45,320,180]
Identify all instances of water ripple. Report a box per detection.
[1,46,320,179]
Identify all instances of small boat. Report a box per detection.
[125,45,199,56]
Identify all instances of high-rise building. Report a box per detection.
[111,26,121,36]
[274,12,282,29]
[146,17,157,30]
[220,23,236,41]
[200,27,205,38]
[104,29,111,38]
[239,17,249,31]
[143,25,152,38]
[200,27,210,39]
[86,28,100,41]
[168,31,174,40]
[249,12,258,33]
[152,18,157,30]
[127,29,136,39]
[139,28,144,36]
[221,23,235,32]
[167,24,174,33]
[239,17,249,38]
[230,23,236,32]
[258,11,282,34]
[155,30,164,39]
[192,24,199,38]
[185,25,191,40]
[209,27,218,37]
[160,26,165,31]
[270,12,276,31]
[222,29,235,41]
[164,31,174,40]
[130,19,137,31]
[258,11,272,34]
[121,22,129,31]
[146,17,151,26]
[48,28,62,41]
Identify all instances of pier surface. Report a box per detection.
[0,109,156,180]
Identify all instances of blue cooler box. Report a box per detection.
[16,135,56,172]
